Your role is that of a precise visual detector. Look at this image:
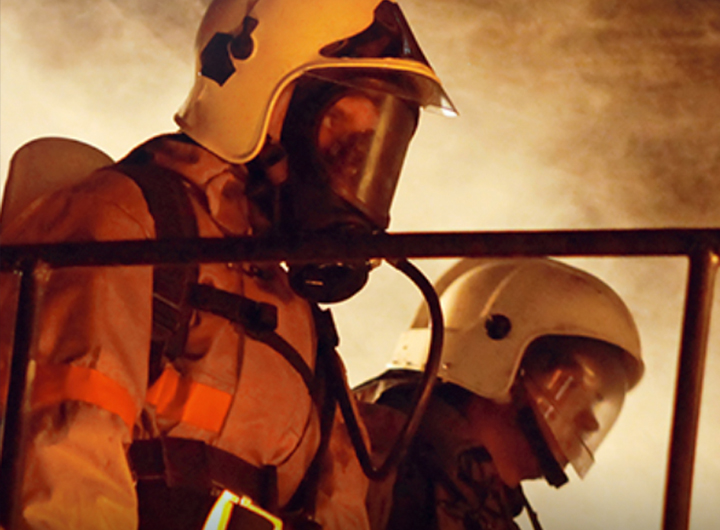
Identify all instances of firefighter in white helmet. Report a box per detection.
[0,1,454,529]
[355,258,644,530]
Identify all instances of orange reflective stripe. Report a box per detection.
[31,364,138,432]
[147,365,232,432]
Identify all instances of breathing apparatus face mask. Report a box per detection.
[275,73,420,303]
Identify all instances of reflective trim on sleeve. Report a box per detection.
[146,365,232,432]
[31,364,138,431]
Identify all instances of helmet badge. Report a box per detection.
[200,16,259,86]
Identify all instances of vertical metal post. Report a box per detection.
[0,260,40,529]
[662,249,719,530]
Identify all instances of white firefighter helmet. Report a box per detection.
[176,0,456,164]
[390,258,644,477]
[391,258,643,399]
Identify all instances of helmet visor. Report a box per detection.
[521,345,629,478]
[316,0,457,115]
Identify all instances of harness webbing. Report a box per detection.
[116,145,336,523]
[189,283,319,399]
[117,150,319,397]
[117,150,199,383]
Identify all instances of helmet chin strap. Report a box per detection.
[516,405,569,489]
[519,485,545,530]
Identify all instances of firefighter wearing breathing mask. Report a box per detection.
[355,259,644,530]
[0,1,455,529]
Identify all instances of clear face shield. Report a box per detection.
[277,74,420,302]
[520,340,630,478]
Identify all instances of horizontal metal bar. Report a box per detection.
[1,229,719,271]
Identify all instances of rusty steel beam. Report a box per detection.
[1,229,719,271]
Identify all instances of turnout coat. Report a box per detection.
[0,134,369,530]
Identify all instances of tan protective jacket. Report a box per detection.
[0,134,369,530]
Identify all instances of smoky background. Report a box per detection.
[1,0,718,529]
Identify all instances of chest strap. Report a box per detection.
[189,284,318,399]
[129,437,278,512]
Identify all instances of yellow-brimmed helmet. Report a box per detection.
[391,259,642,399]
[176,0,455,164]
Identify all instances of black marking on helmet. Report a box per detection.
[485,314,512,340]
[200,33,236,86]
[230,16,259,61]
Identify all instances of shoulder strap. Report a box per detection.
[281,305,339,527]
[115,146,324,396]
[115,149,199,382]
[117,146,342,523]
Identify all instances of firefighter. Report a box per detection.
[355,258,644,530]
[0,1,454,529]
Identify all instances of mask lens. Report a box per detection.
[522,345,629,478]
[315,89,417,228]
[317,94,381,199]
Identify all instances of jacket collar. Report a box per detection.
[141,134,264,236]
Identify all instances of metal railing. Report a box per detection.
[1,228,718,530]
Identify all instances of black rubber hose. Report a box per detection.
[332,258,445,480]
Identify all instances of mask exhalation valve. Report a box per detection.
[287,260,371,304]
